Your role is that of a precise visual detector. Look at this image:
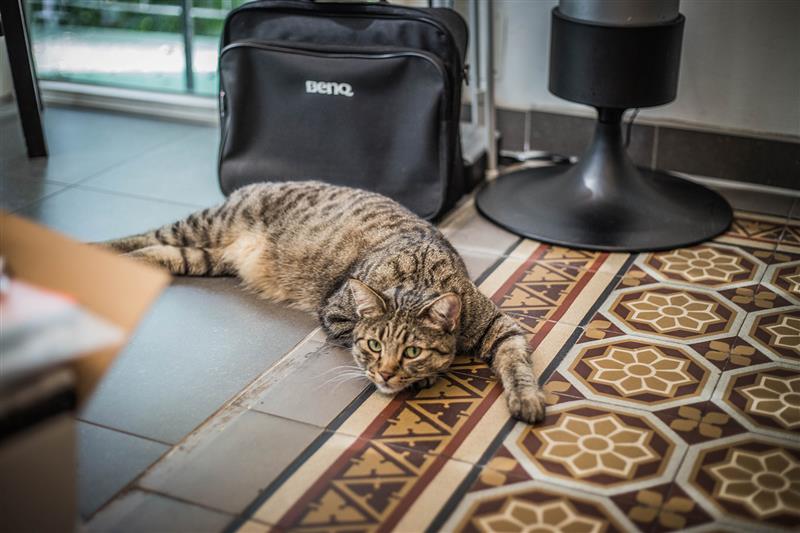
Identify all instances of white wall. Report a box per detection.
[479,0,800,138]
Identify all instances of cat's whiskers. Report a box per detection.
[312,365,363,378]
[315,372,369,392]
[317,371,366,387]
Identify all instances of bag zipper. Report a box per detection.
[217,40,453,216]
[223,1,464,82]
[218,40,450,126]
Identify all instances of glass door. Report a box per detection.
[24,0,247,95]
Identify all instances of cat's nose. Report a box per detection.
[379,371,394,382]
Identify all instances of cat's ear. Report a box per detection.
[349,279,387,319]
[418,293,461,332]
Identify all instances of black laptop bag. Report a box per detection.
[218,0,469,220]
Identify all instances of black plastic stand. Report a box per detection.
[475,108,732,252]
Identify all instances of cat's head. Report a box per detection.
[348,279,461,394]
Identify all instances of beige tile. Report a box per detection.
[459,249,505,281]
[236,519,274,532]
[441,201,523,257]
[139,409,322,515]
[250,431,474,532]
[87,490,232,533]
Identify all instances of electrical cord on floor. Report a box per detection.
[498,108,640,171]
[625,108,640,148]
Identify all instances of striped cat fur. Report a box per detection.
[102,181,546,423]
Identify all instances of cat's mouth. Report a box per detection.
[374,383,401,394]
[367,371,405,394]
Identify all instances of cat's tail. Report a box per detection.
[98,186,259,253]
[95,186,271,275]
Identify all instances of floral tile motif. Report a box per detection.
[779,219,800,248]
[629,484,714,532]
[742,308,800,363]
[694,336,770,372]
[716,213,789,249]
[765,261,800,303]
[719,283,794,313]
[507,402,684,495]
[642,244,764,289]
[607,286,742,342]
[564,337,718,409]
[228,212,798,533]
[714,363,800,439]
[678,435,800,528]
[655,404,747,445]
[445,482,637,533]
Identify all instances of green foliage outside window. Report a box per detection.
[26,0,249,37]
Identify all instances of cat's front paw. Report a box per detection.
[506,385,546,424]
[411,376,438,391]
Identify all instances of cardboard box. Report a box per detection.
[0,212,170,532]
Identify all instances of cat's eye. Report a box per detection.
[367,339,382,352]
[403,346,421,359]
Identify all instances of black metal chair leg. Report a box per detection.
[0,0,48,158]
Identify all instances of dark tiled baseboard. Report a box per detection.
[474,106,800,190]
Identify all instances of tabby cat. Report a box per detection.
[102,181,545,423]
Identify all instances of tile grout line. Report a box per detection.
[70,182,209,209]
[67,122,208,188]
[12,123,213,214]
[75,418,174,447]
[84,327,322,522]
[12,167,209,215]
[134,486,237,518]
[224,240,527,532]
[10,183,75,214]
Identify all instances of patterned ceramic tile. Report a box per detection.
[506,401,685,495]
[606,285,745,342]
[641,243,765,289]
[133,209,794,533]
[741,307,800,365]
[716,212,790,250]
[677,434,800,529]
[764,260,800,303]
[443,482,638,533]
[563,337,720,409]
[713,363,800,440]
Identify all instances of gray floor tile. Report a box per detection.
[441,201,522,258]
[0,173,69,212]
[17,186,198,242]
[249,340,369,428]
[77,422,169,519]
[459,249,505,281]
[140,409,322,515]
[81,127,224,207]
[80,277,317,444]
[87,490,232,533]
[3,107,200,183]
[0,111,27,162]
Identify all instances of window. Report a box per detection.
[25,0,247,96]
